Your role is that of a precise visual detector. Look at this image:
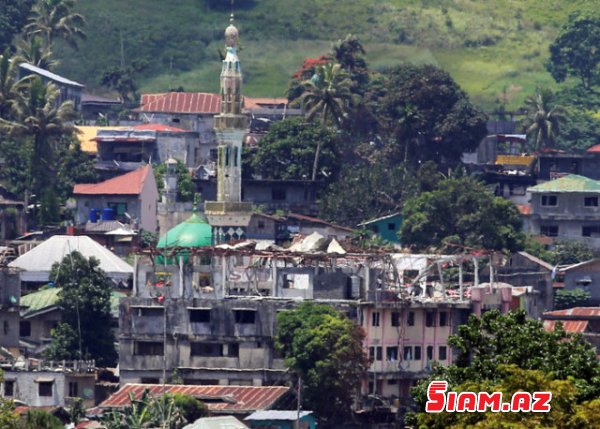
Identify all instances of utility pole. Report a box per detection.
[295,375,302,429]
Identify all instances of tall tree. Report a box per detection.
[246,117,339,181]
[0,0,35,49]
[0,49,17,120]
[400,176,525,253]
[377,64,487,168]
[299,63,355,180]
[547,13,600,90]
[0,76,77,220]
[276,302,368,426]
[14,35,58,70]
[45,251,117,366]
[521,87,567,151]
[331,34,368,91]
[24,0,86,50]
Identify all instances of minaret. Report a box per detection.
[205,14,252,242]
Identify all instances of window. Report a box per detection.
[4,380,14,396]
[540,225,559,237]
[388,379,398,385]
[191,343,223,357]
[414,346,422,360]
[271,189,287,201]
[137,307,163,317]
[225,146,230,166]
[189,309,211,323]
[439,346,447,360]
[233,147,239,167]
[403,346,413,361]
[257,220,265,229]
[141,377,160,384]
[387,346,398,361]
[210,149,218,161]
[391,312,400,327]
[20,321,31,337]
[582,225,600,237]
[425,311,435,327]
[38,381,53,397]
[541,195,558,206]
[234,310,256,324]
[227,343,239,357]
[407,311,415,326]
[134,341,164,356]
[68,381,78,397]
[372,312,380,327]
[108,202,128,216]
[439,311,448,327]
[387,222,396,231]
[171,117,180,123]
[369,346,382,361]
[427,346,434,360]
[585,197,599,207]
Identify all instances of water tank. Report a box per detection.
[102,207,116,221]
[89,208,99,223]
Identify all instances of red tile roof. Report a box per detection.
[132,123,187,132]
[98,384,289,414]
[137,92,221,114]
[587,144,600,153]
[73,165,151,196]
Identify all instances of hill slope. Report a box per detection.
[54,0,596,109]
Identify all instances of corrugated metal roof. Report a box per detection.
[132,123,187,132]
[137,93,221,114]
[183,416,249,429]
[74,165,151,196]
[243,97,288,110]
[99,384,289,414]
[19,63,84,87]
[543,320,589,333]
[75,126,124,153]
[529,174,600,193]
[21,287,126,318]
[543,307,600,317]
[245,410,312,420]
[495,155,535,166]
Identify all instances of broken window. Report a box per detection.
[425,311,436,327]
[134,341,164,356]
[369,346,382,361]
[414,346,422,360]
[438,346,447,360]
[234,309,256,324]
[427,346,434,360]
[391,312,400,327]
[386,346,398,361]
[227,343,239,357]
[20,321,31,337]
[372,312,380,327]
[189,309,211,323]
[439,311,448,327]
[191,343,223,357]
[407,311,415,326]
[403,346,413,361]
[68,381,78,398]
[4,380,14,396]
[137,307,164,317]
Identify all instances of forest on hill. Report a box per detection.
[49,0,596,110]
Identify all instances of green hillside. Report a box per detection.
[54,0,596,109]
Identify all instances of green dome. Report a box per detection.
[156,212,212,264]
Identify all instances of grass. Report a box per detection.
[54,0,599,110]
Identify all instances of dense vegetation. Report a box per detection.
[41,0,597,110]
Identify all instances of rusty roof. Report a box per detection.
[73,165,151,196]
[98,384,290,414]
[543,319,590,333]
[287,213,353,232]
[243,97,288,110]
[137,92,221,114]
[132,123,187,132]
[543,307,600,318]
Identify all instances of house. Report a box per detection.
[19,287,125,354]
[528,174,600,247]
[73,164,159,232]
[18,63,84,111]
[79,220,137,257]
[74,126,125,154]
[94,124,202,175]
[542,307,600,349]
[0,186,26,240]
[8,235,133,289]
[245,410,316,429]
[80,93,122,121]
[557,259,600,305]
[1,360,96,408]
[358,212,403,244]
[537,151,600,181]
[97,384,292,417]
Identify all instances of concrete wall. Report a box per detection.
[0,269,20,350]
[153,132,201,168]
[140,167,159,233]
[563,260,600,305]
[2,371,95,408]
[21,309,61,344]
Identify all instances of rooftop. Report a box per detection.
[529,174,600,193]
[99,384,290,414]
[73,164,152,196]
[19,63,84,88]
[137,92,221,114]
[20,287,126,318]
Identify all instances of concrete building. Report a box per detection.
[542,307,600,349]
[73,164,159,233]
[528,174,600,248]
[1,360,96,408]
[0,268,21,355]
[18,63,84,111]
[358,212,403,244]
[556,259,600,305]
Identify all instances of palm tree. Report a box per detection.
[0,76,77,216]
[24,0,86,50]
[14,36,59,70]
[522,87,567,151]
[300,63,355,180]
[0,49,18,120]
